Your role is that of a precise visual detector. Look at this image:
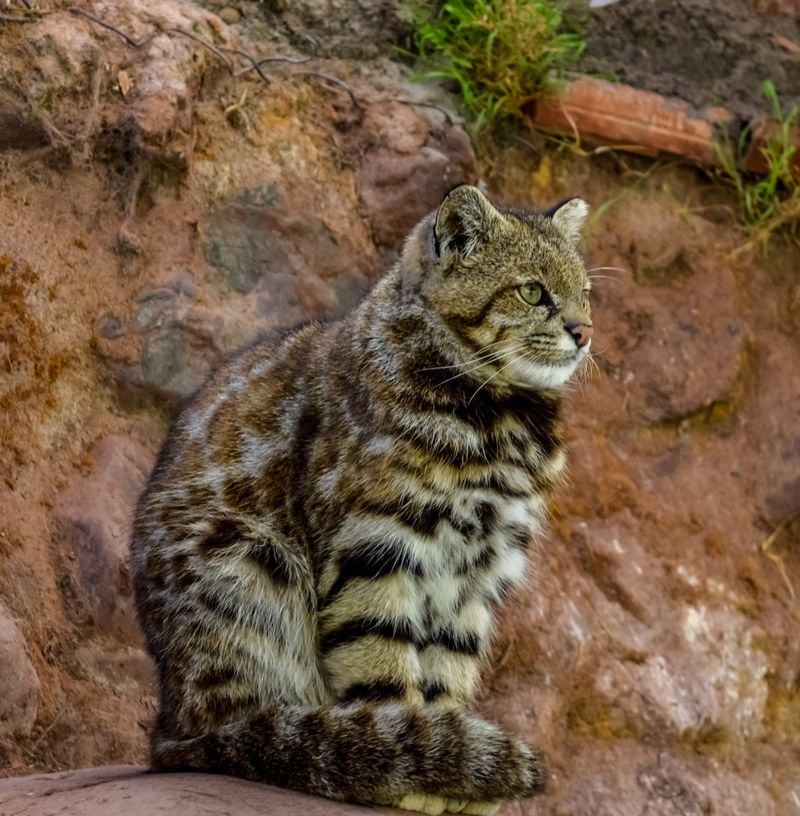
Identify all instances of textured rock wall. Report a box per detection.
[1,1,799,814]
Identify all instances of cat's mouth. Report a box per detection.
[493,347,584,391]
[551,343,590,365]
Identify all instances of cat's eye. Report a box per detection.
[518,282,544,305]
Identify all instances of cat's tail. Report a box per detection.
[151,703,545,806]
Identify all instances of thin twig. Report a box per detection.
[298,71,360,110]
[761,509,800,601]
[223,89,251,132]
[69,5,358,101]
[163,25,233,70]
[392,99,454,126]
[231,52,315,79]
[69,7,154,47]
[29,707,66,751]
[301,32,320,54]
[505,132,541,155]
[0,11,40,22]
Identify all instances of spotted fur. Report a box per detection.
[131,186,592,812]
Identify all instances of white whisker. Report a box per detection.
[434,345,527,388]
[417,339,522,372]
[467,349,536,404]
[587,266,629,274]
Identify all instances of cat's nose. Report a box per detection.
[565,322,593,348]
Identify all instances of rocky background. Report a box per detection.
[1,1,799,814]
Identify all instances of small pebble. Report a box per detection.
[219,6,241,24]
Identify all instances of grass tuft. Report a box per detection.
[715,80,799,246]
[406,0,585,129]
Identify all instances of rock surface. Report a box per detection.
[0,766,398,816]
[52,437,154,640]
[261,0,411,57]
[356,100,477,246]
[1,2,799,814]
[0,602,40,740]
[0,91,50,152]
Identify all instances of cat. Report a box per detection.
[130,184,593,815]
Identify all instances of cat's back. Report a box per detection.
[141,321,328,497]
[130,321,335,608]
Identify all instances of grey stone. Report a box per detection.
[204,216,296,295]
[202,187,371,321]
[139,325,214,400]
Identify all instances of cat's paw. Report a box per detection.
[460,802,501,816]
[394,793,451,815]
[392,795,501,815]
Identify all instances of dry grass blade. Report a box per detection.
[760,509,800,601]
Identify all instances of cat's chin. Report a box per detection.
[503,352,585,391]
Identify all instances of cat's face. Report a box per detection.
[405,186,592,391]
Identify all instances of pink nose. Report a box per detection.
[566,322,593,348]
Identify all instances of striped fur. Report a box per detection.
[131,186,592,813]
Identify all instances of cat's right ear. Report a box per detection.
[433,185,503,261]
[546,197,590,246]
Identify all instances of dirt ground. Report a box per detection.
[1,1,799,815]
[582,0,800,119]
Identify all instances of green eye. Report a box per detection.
[518,282,543,305]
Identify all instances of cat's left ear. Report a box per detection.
[547,197,589,246]
[434,185,504,260]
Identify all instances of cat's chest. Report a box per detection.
[415,488,545,625]
[411,420,562,624]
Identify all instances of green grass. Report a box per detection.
[406,0,585,129]
[715,80,799,245]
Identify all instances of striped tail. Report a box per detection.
[151,703,545,806]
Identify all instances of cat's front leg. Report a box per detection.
[319,566,425,704]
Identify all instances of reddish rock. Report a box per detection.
[52,437,154,641]
[530,77,733,165]
[529,74,799,181]
[577,192,745,426]
[357,102,477,247]
[0,766,404,816]
[534,742,776,816]
[0,600,40,739]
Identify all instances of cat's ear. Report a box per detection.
[434,185,503,259]
[547,197,589,246]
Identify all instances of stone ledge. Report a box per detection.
[0,765,399,816]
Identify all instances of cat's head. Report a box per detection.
[402,185,592,391]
